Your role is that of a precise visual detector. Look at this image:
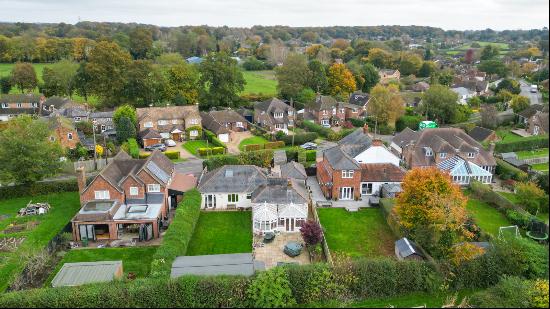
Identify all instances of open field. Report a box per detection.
[318,208,396,258]
[186,211,252,256]
[46,246,158,286]
[241,70,277,96]
[0,192,80,291]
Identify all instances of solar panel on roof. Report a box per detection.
[147,161,170,183]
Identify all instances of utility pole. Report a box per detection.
[92,120,97,170]
[290,98,295,147]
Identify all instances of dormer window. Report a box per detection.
[190,118,198,125]
[425,148,433,156]
[144,121,153,128]
[439,153,446,159]
[467,152,475,158]
[274,112,284,118]
[158,120,168,125]
[67,133,73,140]
[1,103,7,108]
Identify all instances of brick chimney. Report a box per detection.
[363,124,369,134]
[76,167,86,204]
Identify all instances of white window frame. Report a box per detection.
[190,130,198,137]
[158,120,168,126]
[342,170,354,179]
[340,108,345,114]
[101,124,106,132]
[439,152,446,159]
[94,190,110,200]
[31,102,38,108]
[1,103,8,108]
[172,119,178,124]
[205,194,216,208]
[467,152,475,158]
[147,184,161,193]
[236,122,243,128]
[361,183,373,195]
[16,103,22,108]
[425,149,433,156]
[67,133,73,140]
[228,194,239,203]
[322,110,328,115]
[129,187,139,196]
[288,110,293,116]
[321,119,330,126]
[144,121,153,128]
[190,118,198,125]
[74,117,81,122]
[274,112,284,118]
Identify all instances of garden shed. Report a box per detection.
[395,238,425,261]
[51,261,123,287]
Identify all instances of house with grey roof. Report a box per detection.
[200,109,247,143]
[451,86,475,104]
[254,98,295,134]
[71,150,176,242]
[90,110,115,133]
[303,95,363,128]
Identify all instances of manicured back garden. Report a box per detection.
[465,194,512,238]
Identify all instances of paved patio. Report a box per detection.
[253,233,310,269]
[307,176,370,211]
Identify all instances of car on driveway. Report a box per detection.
[145,143,167,152]
[300,142,317,150]
[164,139,177,147]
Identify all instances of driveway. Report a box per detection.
[175,158,204,178]
[519,79,542,105]
[226,131,253,154]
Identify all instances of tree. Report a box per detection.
[166,62,200,105]
[306,59,328,93]
[115,116,137,144]
[420,84,460,124]
[296,88,316,105]
[0,115,63,184]
[367,48,393,68]
[327,63,356,98]
[480,44,500,60]
[478,60,509,78]
[129,27,153,59]
[468,96,482,109]
[361,62,380,92]
[113,104,137,127]
[275,53,311,100]
[198,51,245,110]
[496,79,521,95]
[10,62,38,93]
[515,182,547,215]
[464,49,475,64]
[510,95,530,113]
[300,220,323,247]
[393,167,471,258]
[367,84,404,129]
[480,104,499,129]
[41,60,78,97]
[86,41,132,105]
[418,61,436,78]
[399,53,423,76]
[0,76,12,94]
[123,60,166,106]
[449,242,485,267]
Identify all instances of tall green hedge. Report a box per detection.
[150,189,202,278]
[127,138,140,159]
[204,129,227,149]
[495,158,529,181]
[302,121,331,137]
[494,135,549,153]
[278,132,318,146]
[0,179,80,200]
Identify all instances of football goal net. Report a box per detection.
[498,225,521,240]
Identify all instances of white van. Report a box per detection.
[530,85,538,93]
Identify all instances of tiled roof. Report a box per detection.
[361,163,406,182]
[337,128,373,158]
[323,146,360,170]
[200,111,231,135]
[468,126,495,143]
[136,105,200,122]
[198,165,268,193]
[280,161,307,180]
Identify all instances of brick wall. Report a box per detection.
[81,175,124,205]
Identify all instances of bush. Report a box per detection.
[150,189,201,278]
[0,179,80,200]
[247,267,296,308]
[204,129,227,149]
[285,148,300,162]
[495,158,528,181]
[305,150,316,162]
[495,135,549,153]
[264,141,285,149]
[197,147,225,156]
[203,154,241,170]
[301,121,331,137]
[164,151,180,160]
[244,144,262,152]
[349,118,366,127]
[327,128,354,141]
[469,276,544,308]
[127,138,140,159]
[396,115,422,132]
[138,153,151,159]
[279,132,318,146]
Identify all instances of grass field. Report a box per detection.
[46,246,158,286]
[182,140,209,156]
[186,211,252,256]
[465,195,511,237]
[531,162,549,172]
[496,128,525,143]
[516,148,549,160]
[0,192,80,291]
[238,136,269,151]
[241,70,277,96]
[318,208,395,258]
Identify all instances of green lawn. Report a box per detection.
[496,128,525,143]
[0,191,80,291]
[497,191,520,204]
[317,208,396,258]
[186,211,252,256]
[516,148,549,160]
[241,70,277,96]
[466,195,511,237]
[45,246,157,286]
[182,140,209,156]
[238,136,269,151]
[531,162,549,172]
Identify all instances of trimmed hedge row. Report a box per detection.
[494,135,549,153]
[244,144,262,152]
[243,141,285,152]
[127,138,140,159]
[301,121,331,137]
[0,258,438,308]
[278,132,318,146]
[150,189,202,278]
[203,154,241,170]
[204,129,227,149]
[139,151,180,160]
[0,179,80,200]
[495,158,528,181]
[197,147,225,156]
[202,150,274,170]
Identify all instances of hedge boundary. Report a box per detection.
[149,189,202,278]
[0,179,81,200]
[204,129,227,149]
[494,135,549,153]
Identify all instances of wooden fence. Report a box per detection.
[310,202,333,265]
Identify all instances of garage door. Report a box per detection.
[219,134,229,143]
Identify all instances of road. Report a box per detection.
[174,158,204,178]
[519,79,542,105]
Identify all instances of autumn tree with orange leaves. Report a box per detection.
[327,63,356,99]
[393,167,472,258]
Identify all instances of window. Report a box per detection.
[1,103,8,108]
[205,194,216,208]
[16,103,22,108]
[129,187,139,196]
[236,122,243,128]
[190,118,198,125]
[342,170,354,178]
[67,133,73,140]
[158,120,168,125]
[274,112,284,118]
[190,130,198,137]
[439,152,446,159]
[172,119,178,124]
[100,125,106,132]
[322,110,328,115]
[340,108,345,114]
[321,119,330,126]
[228,194,239,203]
[31,102,38,108]
[425,148,433,156]
[147,184,161,192]
[361,183,373,195]
[246,193,252,199]
[275,124,285,129]
[467,152,475,158]
[332,108,336,115]
[94,190,110,199]
[74,117,81,122]
[144,122,153,128]
[288,110,293,116]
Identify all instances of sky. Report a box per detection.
[0,0,548,30]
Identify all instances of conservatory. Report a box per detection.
[278,203,308,233]
[252,203,278,234]
[437,156,493,185]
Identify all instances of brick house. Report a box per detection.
[379,69,400,84]
[304,95,363,127]
[317,126,405,200]
[254,98,295,134]
[0,94,44,121]
[136,105,201,145]
[46,116,80,149]
[72,150,176,242]
[200,109,248,143]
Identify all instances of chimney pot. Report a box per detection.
[363,123,369,134]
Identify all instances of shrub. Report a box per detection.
[244,144,262,152]
[247,267,296,308]
[127,138,140,159]
[495,158,528,181]
[185,126,203,140]
[197,147,225,156]
[300,220,323,247]
[164,151,180,160]
[0,179,80,200]
[286,264,346,304]
[305,150,316,162]
[150,189,201,278]
[138,152,151,159]
[301,121,331,137]
[203,155,241,170]
[495,135,549,153]
[395,114,422,132]
[204,129,227,149]
[469,276,539,308]
[279,132,318,146]
[264,141,285,149]
[238,150,274,168]
[349,118,366,127]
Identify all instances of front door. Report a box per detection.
[340,187,353,200]
[285,218,295,232]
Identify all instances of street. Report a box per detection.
[519,79,543,105]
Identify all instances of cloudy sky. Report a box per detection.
[0,0,548,30]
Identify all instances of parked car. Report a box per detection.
[300,142,317,150]
[144,143,166,152]
[164,139,177,147]
[531,85,538,93]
